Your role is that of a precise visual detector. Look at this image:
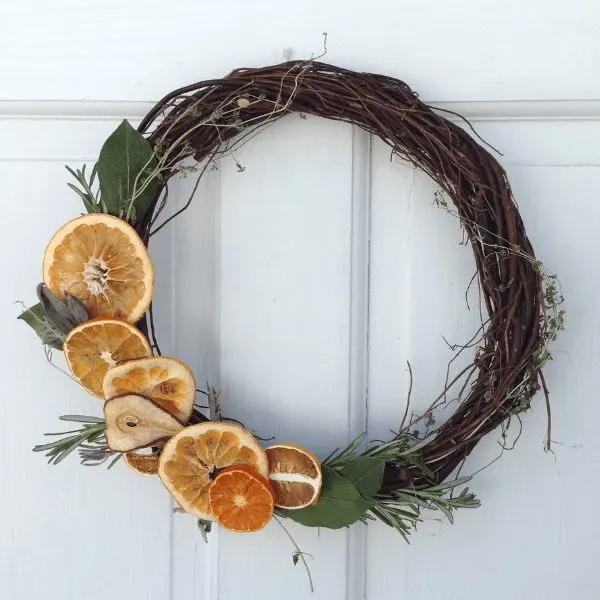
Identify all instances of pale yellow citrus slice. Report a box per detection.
[43,214,154,323]
[64,318,151,397]
[265,443,323,509]
[103,356,196,422]
[158,422,269,521]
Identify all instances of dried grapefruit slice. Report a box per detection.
[124,451,160,476]
[43,214,154,323]
[64,318,151,397]
[265,444,322,509]
[158,422,268,521]
[103,356,195,422]
[209,466,274,532]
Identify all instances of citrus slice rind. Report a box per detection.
[64,318,152,397]
[103,356,196,422]
[265,444,323,509]
[124,450,161,476]
[158,422,269,521]
[43,214,154,323]
[104,394,184,452]
[208,466,275,533]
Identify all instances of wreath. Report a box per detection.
[19,60,563,586]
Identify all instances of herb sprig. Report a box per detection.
[283,431,480,541]
[32,415,116,466]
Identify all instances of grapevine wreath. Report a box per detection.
[20,60,563,578]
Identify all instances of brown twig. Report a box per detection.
[135,59,552,490]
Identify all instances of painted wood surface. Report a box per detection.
[1,3,598,599]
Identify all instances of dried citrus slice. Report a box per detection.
[265,444,323,509]
[158,422,268,521]
[43,214,154,323]
[124,451,160,476]
[209,466,275,532]
[103,357,195,422]
[64,318,151,397]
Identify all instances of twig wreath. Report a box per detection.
[19,59,564,585]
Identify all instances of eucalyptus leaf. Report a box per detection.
[65,294,90,324]
[18,303,64,350]
[36,283,87,333]
[97,120,159,224]
[282,466,371,529]
[339,456,385,500]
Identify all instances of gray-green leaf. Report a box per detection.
[18,304,64,350]
[36,283,88,333]
[97,120,159,224]
[66,294,90,324]
[339,456,385,500]
[282,466,371,529]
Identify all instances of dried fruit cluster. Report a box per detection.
[23,212,324,532]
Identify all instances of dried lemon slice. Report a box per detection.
[158,422,268,521]
[103,356,195,422]
[43,214,154,323]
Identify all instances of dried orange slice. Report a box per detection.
[64,318,151,397]
[43,214,154,323]
[103,357,195,422]
[158,422,268,521]
[265,444,322,509]
[209,466,275,532]
[124,451,160,476]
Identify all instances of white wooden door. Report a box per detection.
[2,2,599,599]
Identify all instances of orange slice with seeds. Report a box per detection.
[265,444,322,509]
[158,422,268,521]
[103,356,196,422]
[43,214,154,323]
[209,466,275,532]
[64,318,151,397]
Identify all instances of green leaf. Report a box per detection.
[96,120,159,224]
[18,303,64,350]
[282,466,371,529]
[339,456,385,500]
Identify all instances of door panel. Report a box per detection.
[2,3,598,598]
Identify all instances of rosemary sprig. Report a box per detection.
[32,415,113,465]
[324,432,480,540]
[66,164,105,214]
